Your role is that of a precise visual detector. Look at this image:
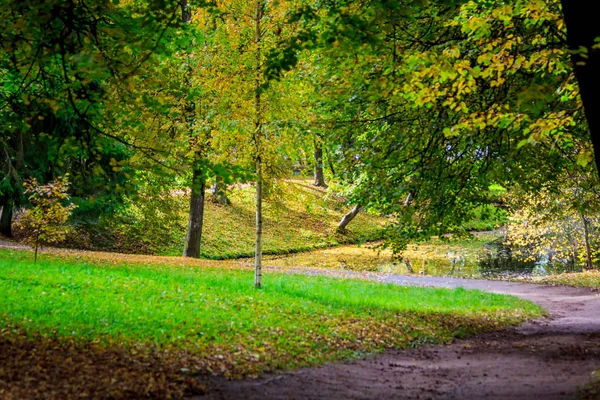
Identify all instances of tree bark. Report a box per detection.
[183,169,205,258]
[0,197,13,237]
[337,205,361,233]
[313,139,327,187]
[253,0,264,289]
[560,1,600,175]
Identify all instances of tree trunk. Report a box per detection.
[560,1,600,175]
[0,197,13,238]
[582,212,593,269]
[183,169,205,258]
[179,0,207,259]
[324,147,336,176]
[337,205,361,233]
[211,181,231,205]
[313,139,327,187]
[253,0,264,289]
[34,231,40,264]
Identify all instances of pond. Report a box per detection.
[260,232,583,279]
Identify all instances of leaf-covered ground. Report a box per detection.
[518,270,600,290]
[0,248,542,399]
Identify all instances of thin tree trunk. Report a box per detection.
[324,146,336,176]
[403,192,413,207]
[183,169,206,258]
[581,212,593,269]
[211,181,231,205]
[34,231,39,263]
[253,0,264,289]
[337,205,361,233]
[0,197,13,237]
[561,1,600,175]
[313,138,327,187]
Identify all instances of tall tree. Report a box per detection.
[313,134,327,187]
[253,0,265,288]
[180,0,207,258]
[560,1,600,176]
[267,0,593,252]
[0,0,181,234]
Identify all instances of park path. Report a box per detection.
[200,268,600,399]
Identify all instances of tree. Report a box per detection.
[505,171,600,269]
[180,0,208,258]
[560,1,600,176]
[0,0,184,236]
[253,0,266,288]
[266,0,595,253]
[313,134,327,187]
[16,175,76,262]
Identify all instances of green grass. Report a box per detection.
[0,248,542,378]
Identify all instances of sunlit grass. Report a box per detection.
[93,179,387,257]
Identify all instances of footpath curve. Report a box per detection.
[201,269,600,399]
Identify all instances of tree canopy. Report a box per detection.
[2,0,598,260]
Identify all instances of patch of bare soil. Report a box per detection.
[196,272,600,399]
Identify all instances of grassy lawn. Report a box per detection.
[0,248,542,398]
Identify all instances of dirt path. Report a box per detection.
[198,270,600,399]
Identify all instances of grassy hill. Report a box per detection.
[59,179,387,258]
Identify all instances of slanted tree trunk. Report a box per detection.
[337,205,361,233]
[561,1,600,175]
[403,192,413,207]
[253,0,265,289]
[0,197,13,237]
[313,138,327,188]
[183,169,206,258]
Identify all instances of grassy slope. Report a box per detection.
[0,249,541,381]
[198,181,385,258]
[96,179,386,258]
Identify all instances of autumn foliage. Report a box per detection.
[15,176,76,262]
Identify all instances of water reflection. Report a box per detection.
[395,237,584,279]
[260,234,584,279]
[476,238,582,278]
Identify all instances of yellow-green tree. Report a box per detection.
[16,176,76,263]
